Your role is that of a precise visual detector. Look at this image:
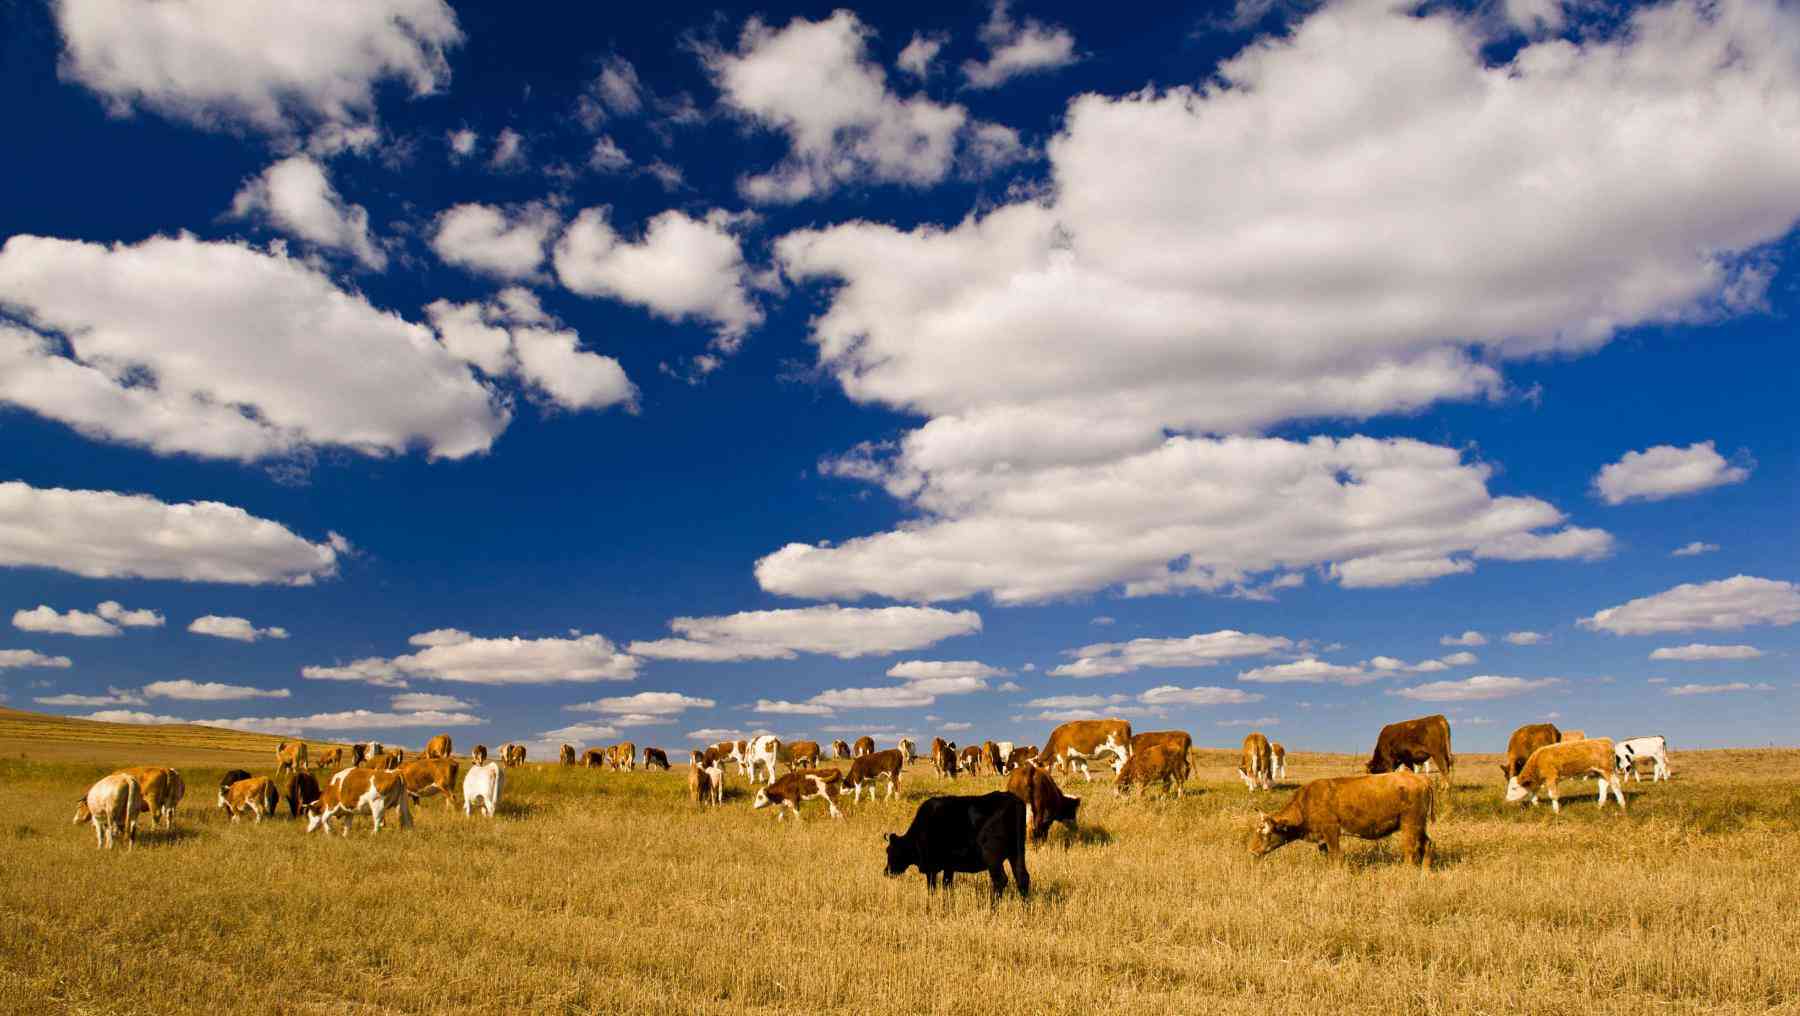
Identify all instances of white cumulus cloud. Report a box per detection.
[1593,442,1752,505]
[142,680,290,701]
[1239,658,1376,686]
[12,605,120,637]
[228,156,385,269]
[0,649,73,670]
[629,605,980,662]
[1672,541,1720,557]
[1441,631,1488,647]
[95,601,163,628]
[1049,630,1292,678]
[961,1,1079,89]
[189,615,288,642]
[1504,631,1548,646]
[305,631,637,687]
[1139,685,1264,706]
[430,202,560,280]
[1581,576,1800,635]
[1666,681,1775,696]
[1391,675,1561,702]
[425,289,635,413]
[1649,644,1764,662]
[554,207,762,349]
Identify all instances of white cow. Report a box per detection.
[462,761,504,818]
[745,735,781,785]
[306,768,412,835]
[1615,735,1670,783]
[75,772,140,849]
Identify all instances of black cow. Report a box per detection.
[282,770,322,819]
[883,792,1030,900]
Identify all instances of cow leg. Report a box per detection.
[1548,781,1561,813]
[92,819,103,849]
[1610,774,1627,812]
[925,872,938,891]
[370,799,385,833]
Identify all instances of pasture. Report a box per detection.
[2,715,1797,1015]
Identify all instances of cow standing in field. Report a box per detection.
[932,738,960,778]
[689,751,724,806]
[1270,742,1287,780]
[609,742,638,771]
[884,793,1030,900]
[846,749,905,803]
[1249,771,1435,868]
[313,747,345,771]
[959,745,983,776]
[753,768,845,821]
[83,766,182,833]
[503,744,526,768]
[1238,732,1275,791]
[983,741,1003,775]
[898,737,917,763]
[853,736,875,758]
[276,741,308,774]
[784,740,823,771]
[832,739,852,760]
[1615,735,1670,783]
[1037,720,1133,781]
[560,744,576,766]
[463,761,503,818]
[1116,744,1190,797]
[1506,738,1626,813]
[282,771,322,819]
[303,767,412,835]
[218,775,279,823]
[581,748,606,768]
[1366,714,1455,787]
[362,752,403,771]
[643,747,671,771]
[1004,746,1038,772]
[744,735,781,784]
[1006,763,1079,844]
[400,758,460,811]
[1500,723,1562,792]
[75,772,140,849]
[425,734,453,760]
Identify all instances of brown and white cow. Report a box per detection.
[1004,745,1038,772]
[361,751,403,771]
[1505,738,1625,813]
[1237,732,1275,791]
[643,747,671,771]
[1559,729,1587,742]
[608,742,638,771]
[1269,742,1287,781]
[313,746,346,771]
[81,766,183,832]
[852,735,875,758]
[1005,763,1080,844]
[1115,743,1190,797]
[982,740,1003,775]
[275,740,308,774]
[831,739,852,760]
[581,748,606,768]
[503,744,526,768]
[218,775,279,823]
[959,744,984,776]
[688,752,723,806]
[1249,771,1435,867]
[424,733,453,760]
[931,738,959,778]
[472,744,489,764]
[1112,730,1192,771]
[784,740,823,771]
[560,743,576,766]
[752,768,845,820]
[845,749,904,803]
[75,772,140,849]
[897,737,917,763]
[304,767,412,835]
[1500,723,1562,790]
[1366,714,1454,786]
[399,757,460,810]
[1037,719,1133,781]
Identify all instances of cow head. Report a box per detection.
[73,797,91,824]
[751,786,774,811]
[1248,815,1300,858]
[1057,794,1081,829]
[883,833,916,877]
[1503,776,1530,803]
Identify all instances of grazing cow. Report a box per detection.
[1116,744,1190,798]
[1113,730,1193,767]
[753,768,845,820]
[560,743,576,766]
[218,776,279,823]
[1005,763,1080,844]
[219,769,252,794]
[832,739,852,760]
[1270,742,1288,780]
[472,744,489,764]
[1249,771,1435,868]
[361,751,403,771]
[643,747,671,771]
[425,734,453,760]
[282,771,322,819]
[75,772,140,849]
[581,748,606,768]
[932,739,959,778]
[1615,735,1671,783]
[400,758,460,810]
[983,741,1003,774]
[688,754,723,806]
[1238,732,1275,791]
[744,735,781,785]
[846,749,905,803]
[303,767,412,835]
[884,792,1029,900]
[462,761,503,818]
[350,743,369,768]
[608,742,638,771]
[1560,730,1587,743]
[503,744,527,768]
[86,766,182,832]
[313,747,345,771]
[897,737,917,763]
[1506,738,1625,813]
[959,745,984,776]
[1004,746,1038,772]
[852,736,875,758]
[784,740,823,771]
[1366,714,1455,787]
[1037,720,1134,781]
[1500,723,1562,789]
[275,740,308,774]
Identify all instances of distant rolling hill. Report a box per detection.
[0,706,352,767]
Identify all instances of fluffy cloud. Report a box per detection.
[554,208,762,348]
[961,1,1078,89]
[13,605,121,637]
[408,628,472,648]
[79,710,189,725]
[96,601,163,628]
[1049,630,1292,678]
[311,632,639,686]
[531,722,621,749]
[1139,685,1264,706]
[896,33,946,78]
[1666,681,1775,696]
[52,0,461,133]
[1238,658,1376,686]
[229,156,385,269]
[447,128,477,159]
[1593,442,1752,505]
[490,128,525,169]
[1390,675,1561,702]
[141,680,290,701]
[188,615,289,642]
[1504,631,1548,646]
[1441,631,1487,647]
[430,203,559,280]
[809,686,938,710]
[566,691,714,715]
[209,708,484,734]
[38,687,145,707]
[425,289,635,412]
[1648,644,1764,662]
[0,482,342,585]
[1581,576,1800,635]
[761,437,1610,604]
[629,605,980,662]
[0,649,73,670]
[753,699,836,716]
[1672,541,1720,557]
[0,234,506,462]
[1365,652,1474,674]
[388,692,474,711]
[301,657,407,688]
[886,660,1010,682]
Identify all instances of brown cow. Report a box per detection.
[752,768,845,821]
[472,744,489,764]
[304,768,411,835]
[1270,742,1287,780]
[1500,723,1562,789]
[313,746,346,771]
[1116,744,1189,797]
[424,734,453,760]
[1505,738,1625,813]
[931,738,959,778]
[1238,732,1274,791]
[275,740,308,774]
[852,735,876,758]
[1365,714,1454,786]
[581,748,606,768]
[503,744,526,767]
[218,776,279,823]
[846,748,905,802]
[1124,730,1192,764]
[959,744,984,776]
[643,747,671,771]
[1249,771,1435,867]
[1006,763,1080,844]
[399,757,460,810]
[76,766,183,835]
[1005,745,1039,772]
[784,740,823,771]
[281,770,322,819]
[361,751,403,771]
[689,752,723,805]
[1037,719,1133,781]
[560,743,576,766]
[608,742,638,771]
[1559,730,1587,742]
[983,740,1003,774]
[831,739,852,760]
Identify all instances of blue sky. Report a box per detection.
[0,0,1795,756]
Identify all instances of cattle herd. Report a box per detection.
[71,715,1673,901]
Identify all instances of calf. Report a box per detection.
[462,761,503,818]
[1238,732,1274,791]
[959,744,984,777]
[303,767,412,835]
[784,740,823,771]
[1038,719,1133,781]
[1615,735,1670,783]
[643,747,671,771]
[846,749,905,803]
[425,734,453,760]
[1005,763,1080,844]
[282,770,322,819]
[1500,723,1562,789]
[1366,714,1454,786]
[689,754,723,806]
[275,740,308,774]
[1249,771,1435,867]
[832,739,852,760]
[752,768,844,821]
[560,743,576,766]
[1115,743,1190,797]
[884,792,1029,900]
[399,758,460,811]
[74,772,141,849]
[852,736,875,757]
[1270,742,1287,780]
[218,776,279,823]
[1506,738,1625,813]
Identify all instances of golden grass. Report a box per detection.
[1,713,1796,1015]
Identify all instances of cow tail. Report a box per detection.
[124,775,140,847]
[1425,776,1438,824]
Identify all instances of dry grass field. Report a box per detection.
[2,712,1797,1015]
